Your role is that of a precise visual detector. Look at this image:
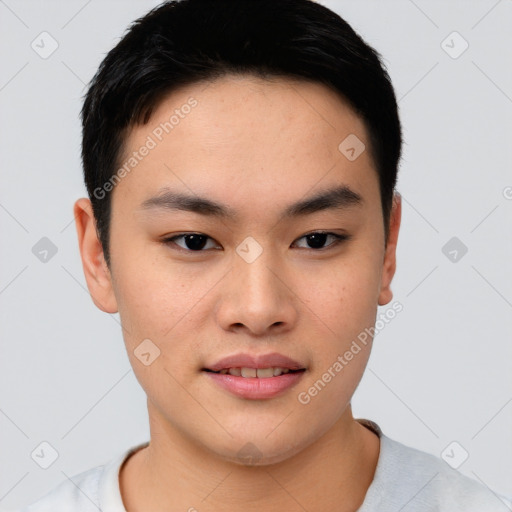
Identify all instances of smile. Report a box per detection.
[204,367,305,378]
[202,368,306,399]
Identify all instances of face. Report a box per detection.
[75,75,400,465]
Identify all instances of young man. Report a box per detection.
[23,0,511,510]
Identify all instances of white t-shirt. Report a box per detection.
[21,419,512,512]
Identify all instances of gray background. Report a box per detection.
[1,0,511,509]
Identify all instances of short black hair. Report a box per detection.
[81,0,402,269]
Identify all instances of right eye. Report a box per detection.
[161,233,221,252]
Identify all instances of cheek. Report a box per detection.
[298,254,382,335]
[293,261,379,415]
[112,241,195,334]
[110,246,222,374]
[111,256,206,403]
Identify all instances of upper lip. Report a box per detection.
[203,352,306,372]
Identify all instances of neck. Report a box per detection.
[119,403,380,512]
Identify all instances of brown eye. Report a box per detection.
[293,232,349,250]
[161,231,350,254]
[162,233,219,252]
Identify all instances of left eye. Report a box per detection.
[162,231,348,252]
[293,231,349,250]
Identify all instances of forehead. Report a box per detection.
[113,74,377,219]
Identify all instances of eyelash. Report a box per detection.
[161,231,350,253]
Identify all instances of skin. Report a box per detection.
[74,74,401,512]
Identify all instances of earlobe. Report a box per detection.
[378,192,401,306]
[74,198,118,313]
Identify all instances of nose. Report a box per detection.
[215,245,298,337]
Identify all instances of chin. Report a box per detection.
[211,433,308,467]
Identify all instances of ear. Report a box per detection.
[74,198,118,313]
[378,192,401,306]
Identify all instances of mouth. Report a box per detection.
[201,352,307,399]
[202,367,306,378]
[201,363,307,399]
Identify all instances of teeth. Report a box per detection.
[256,368,274,378]
[241,367,257,378]
[217,367,295,378]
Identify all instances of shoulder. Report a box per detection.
[20,442,148,512]
[364,433,512,512]
[20,465,104,512]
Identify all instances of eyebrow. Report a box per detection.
[139,184,363,220]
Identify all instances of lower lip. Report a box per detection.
[203,370,306,399]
